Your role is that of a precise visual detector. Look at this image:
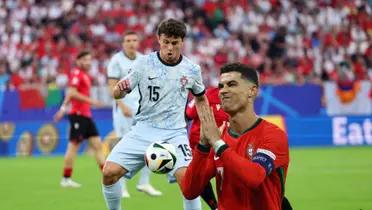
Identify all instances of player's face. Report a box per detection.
[122,34,139,55]
[158,34,183,64]
[77,54,92,71]
[218,72,257,114]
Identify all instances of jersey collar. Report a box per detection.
[228,118,262,138]
[157,51,183,66]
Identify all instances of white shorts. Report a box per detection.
[107,122,192,183]
[113,114,134,138]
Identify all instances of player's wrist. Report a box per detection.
[197,143,210,153]
[59,105,67,113]
[213,139,228,157]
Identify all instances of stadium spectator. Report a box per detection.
[0,0,370,89]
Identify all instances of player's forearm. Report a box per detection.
[221,149,266,188]
[181,145,215,199]
[195,94,209,117]
[69,91,95,104]
[113,85,127,99]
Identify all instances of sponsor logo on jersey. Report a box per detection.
[148,76,158,80]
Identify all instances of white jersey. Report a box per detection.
[126,52,205,129]
[107,51,142,118]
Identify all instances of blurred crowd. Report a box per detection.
[0,0,371,90]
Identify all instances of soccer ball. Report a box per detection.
[145,142,177,174]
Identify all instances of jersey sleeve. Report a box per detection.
[181,145,216,200]
[254,127,289,172]
[186,99,197,120]
[107,57,121,80]
[190,65,205,96]
[125,56,145,91]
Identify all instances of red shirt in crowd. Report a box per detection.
[68,67,92,118]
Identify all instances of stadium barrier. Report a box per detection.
[0,115,371,157]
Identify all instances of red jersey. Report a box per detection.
[183,119,290,210]
[186,87,229,149]
[68,67,92,118]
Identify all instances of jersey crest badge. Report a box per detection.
[247,144,254,158]
[180,76,188,91]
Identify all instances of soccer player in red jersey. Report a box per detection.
[54,51,105,188]
[181,63,291,210]
[186,87,229,210]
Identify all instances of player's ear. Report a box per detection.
[157,35,161,43]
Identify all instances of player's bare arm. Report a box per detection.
[108,78,132,117]
[67,87,102,107]
[53,87,102,122]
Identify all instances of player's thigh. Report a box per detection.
[106,131,148,179]
[167,134,192,183]
[103,161,127,178]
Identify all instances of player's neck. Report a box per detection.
[76,66,87,72]
[157,51,182,66]
[229,108,258,135]
[123,51,136,60]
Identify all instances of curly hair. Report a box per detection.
[157,18,187,39]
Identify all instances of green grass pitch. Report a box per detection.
[0,147,371,210]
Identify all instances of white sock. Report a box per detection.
[103,181,122,210]
[183,196,201,210]
[121,177,128,191]
[138,167,151,186]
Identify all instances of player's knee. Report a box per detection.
[182,187,199,200]
[102,162,124,185]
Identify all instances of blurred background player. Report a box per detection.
[107,31,162,197]
[182,63,291,210]
[103,19,208,210]
[54,51,105,188]
[186,87,229,210]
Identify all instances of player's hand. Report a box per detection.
[53,109,65,122]
[117,78,131,92]
[199,105,221,146]
[91,99,104,108]
[113,79,130,99]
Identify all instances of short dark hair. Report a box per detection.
[220,63,260,87]
[76,51,91,60]
[123,31,138,39]
[157,18,187,39]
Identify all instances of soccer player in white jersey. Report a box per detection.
[102,19,209,210]
[107,31,162,198]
